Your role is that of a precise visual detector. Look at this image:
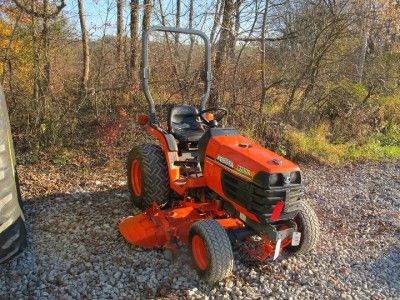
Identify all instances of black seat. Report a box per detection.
[168,105,205,142]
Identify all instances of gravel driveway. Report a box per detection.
[1,161,399,299]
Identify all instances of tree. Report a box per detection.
[41,0,50,96]
[353,0,400,84]
[142,0,152,31]
[356,0,372,84]
[228,0,243,59]
[175,0,180,44]
[129,0,139,87]
[213,0,234,106]
[78,0,90,99]
[13,0,65,17]
[116,0,124,62]
[12,0,66,99]
[12,0,65,121]
[215,0,234,72]
[210,0,223,48]
[260,0,269,113]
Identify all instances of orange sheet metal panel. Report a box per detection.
[206,135,300,176]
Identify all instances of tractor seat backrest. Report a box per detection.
[168,105,200,131]
[168,105,205,142]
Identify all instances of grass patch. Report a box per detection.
[283,124,400,164]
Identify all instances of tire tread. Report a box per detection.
[190,219,234,283]
[127,144,170,209]
[0,217,26,264]
[289,201,320,254]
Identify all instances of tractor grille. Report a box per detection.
[221,171,302,223]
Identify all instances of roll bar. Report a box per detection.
[141,26,212,124]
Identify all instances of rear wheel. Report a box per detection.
[127,144,170,209]
[0,217,26,263]
[287,201,320,254]
[189,219,234,283]
[0,86,27,264]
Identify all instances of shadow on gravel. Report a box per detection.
[0,188,217,298]
[367,248,400,294]
[0,187,297,299]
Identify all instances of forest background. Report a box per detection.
[0,0,399,164]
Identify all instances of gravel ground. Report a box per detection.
[0,161,399,299]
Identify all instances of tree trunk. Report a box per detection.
[357,28,368,84]
[232,0,259,109]
[356,0,371,84]
[215,0,234,71]
[41,0,50,99]
[158,0,186,101]
[210,0,223,50]
[78,0,90,99]
[260,0,269,114]
[129,0,139,87]
[188,0,194,33]
[185,0,194,100]
[116,0,124,62]
[31,0,40,115]
[234,0,242,38]
[213,0,234,106]
[12,0,65,104]
[142,0,152,32]
[186,0,195,71]
[228,0,242,59]
[175,0,180,44]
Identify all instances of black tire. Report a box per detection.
[0,170,25,264]
[287,201,320,254]
[0,85,26,264]
[189,219,234,283]
[127,144,170,209]
[15,172,23,210]
[0,217,27,263]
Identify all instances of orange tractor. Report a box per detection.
[120,27,320,283]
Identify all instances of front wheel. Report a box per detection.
[287,201,320,254]
[189,219,234,283]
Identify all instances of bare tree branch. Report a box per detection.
[238,34,297,42]
[13,0,65,18]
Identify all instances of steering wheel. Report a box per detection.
[198,108,228,127]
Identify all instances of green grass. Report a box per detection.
[345,143,400,161]
[283,125,400,164]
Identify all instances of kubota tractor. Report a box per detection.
[120,27,320,283]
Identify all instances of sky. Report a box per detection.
[65,0,130,38]
[63,0,218,39]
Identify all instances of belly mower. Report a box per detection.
[120,26,320,283]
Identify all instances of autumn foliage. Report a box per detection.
[0,0,399,163]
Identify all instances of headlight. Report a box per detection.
[290,171,301,184]
[269,173,279,186]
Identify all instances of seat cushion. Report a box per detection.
[172,128,205,142]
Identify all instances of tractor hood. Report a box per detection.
[205,134,300,178]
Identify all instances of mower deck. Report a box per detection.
[119,201,244,250]
[119,197,297,263]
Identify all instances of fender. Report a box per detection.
[145,125,180,182]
